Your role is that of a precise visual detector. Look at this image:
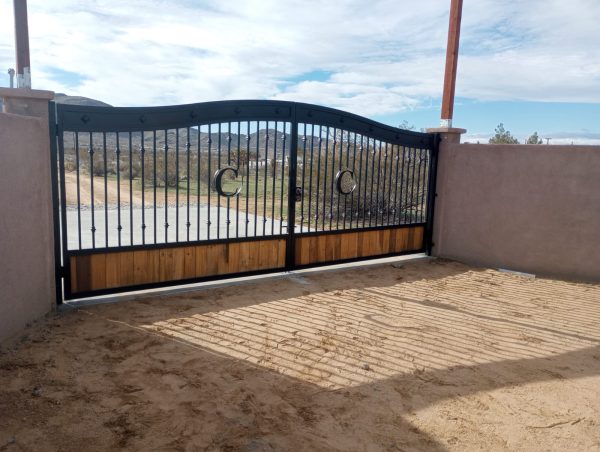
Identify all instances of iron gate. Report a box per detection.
[50,100,438,302]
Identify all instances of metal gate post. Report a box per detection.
[285,104,298,269]
[424,133,440,256]
[48,102,63,304]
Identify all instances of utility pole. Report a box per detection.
[440,0,463,128]
[13,0,31,88]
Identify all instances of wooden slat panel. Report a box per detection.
[276,240,286,268]
[183,246,196,279]
[119,252,135,287]
[227,243,241,274]
[294,226,425,267]
[340,232,358,260]
[90,254,107,291]
[133,249,159,285]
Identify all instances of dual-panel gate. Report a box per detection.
[50,100,438,302]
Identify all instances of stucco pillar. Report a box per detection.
[0,87,54,120]
[0,88,56,342]
[425,127,466,258]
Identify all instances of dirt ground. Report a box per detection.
[1,259,600,451]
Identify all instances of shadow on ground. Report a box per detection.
[1,259,599,451]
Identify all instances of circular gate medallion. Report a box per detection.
[335,169,356,195]
[213,167,242,197]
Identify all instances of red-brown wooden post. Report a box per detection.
[440,0,463,127]
[13,0,31,88]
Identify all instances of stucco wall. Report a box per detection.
[0,111,56,341]
[433,142,600,281]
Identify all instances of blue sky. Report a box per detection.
[1,0,599,143]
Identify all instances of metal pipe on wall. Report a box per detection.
[440,0,463,128]
[13,0,31,88]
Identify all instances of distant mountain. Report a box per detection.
[54,93,112,107]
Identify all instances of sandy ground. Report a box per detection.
[1,259,600,451]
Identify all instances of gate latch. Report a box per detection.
[295,186,303,202]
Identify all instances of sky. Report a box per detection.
[1,0,599,144]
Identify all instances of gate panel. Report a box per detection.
[294,226,424,266]
[51,100,438,301]
[69,239,285,293]
[291,103,436,267]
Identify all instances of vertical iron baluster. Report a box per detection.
[245,121,251,237]
[342,130,351,229]
[402,147,412,224]
[363,136,371,228]
[164,130,169,243]
[392,144,401,225]
[153,131,157,244]
[217,123,222,239]
[380,141,388,227]
[368,139,376,227]
[116,133,122,246]
[262,122,269,236]
[357,135,364,228]
[186,127,191,241]
[127,132,133,244]
[279,123,287,234]
[197,125,201,240]
[88,132,96,248]
[254,122,259,236]
[329,128,336,230]
[74,133,82,249]
[175,128,180,242]
[322,127,329,231]
[314,128,322,231]
[207,124,212,240]
[307,124,315,232]
[236,122,241,238]
[374,140,383,227]
[141,131,146,245]
[271,121,277,235]
[226,123,232,239]
[385,142,394,226]
[398,146,407,224]
[417,148,425,223]
[411,147,419,223]
[102,132,108,247]
[349,132,358,229]
[387,143,396,226]
[299,124,307,232]
[335,129,342,230]
[226,122,232,239]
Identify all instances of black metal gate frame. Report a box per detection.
[50,100,440,303]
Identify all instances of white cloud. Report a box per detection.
[0,0,599,118]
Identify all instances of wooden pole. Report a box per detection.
[440,0,463,127]
[13,0,31,88]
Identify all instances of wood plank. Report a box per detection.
[133,249,159,285]
[227,242,241,274]
[119,252,135,287]
[159,248,174,282]
[276,240,286,268]
[183,246,196,279]
[171,247,185,281]
[71,255,91,293]
[105,253,121,289]
[238,241,251,271]
[89,254,107,291]
[258,240,277,269]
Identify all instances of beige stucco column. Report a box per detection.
[425,127,466,258]
[0,88,56,342]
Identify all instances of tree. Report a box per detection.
[526,131,543,144]
[489,123,519,144]
[398,120,416,131]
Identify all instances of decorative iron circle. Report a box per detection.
[335,169,356,195]
[213,167,242,197]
